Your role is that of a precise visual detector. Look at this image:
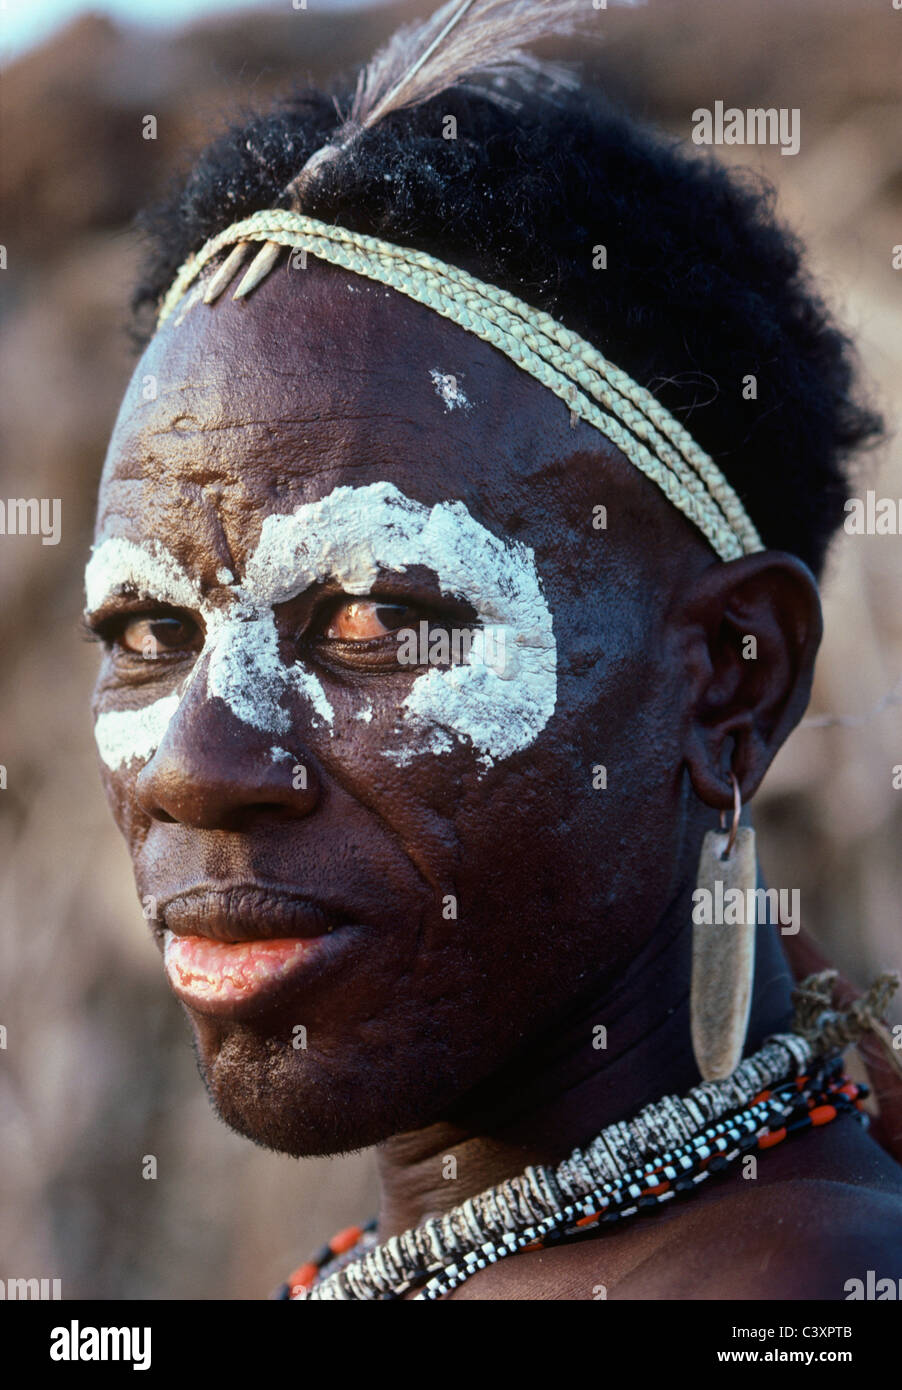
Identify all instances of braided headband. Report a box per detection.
[157,209,763,562]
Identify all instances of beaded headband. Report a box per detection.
[154,0,763,563]
[157,211,763,563]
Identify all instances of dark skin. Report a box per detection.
[89,259,902,1298]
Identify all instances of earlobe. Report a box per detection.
[678,551,823,809]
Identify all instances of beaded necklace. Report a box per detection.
[273,1033,867,1301]
[272,971,901,1301]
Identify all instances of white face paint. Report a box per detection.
[429,369,472,413]
[86,535,335,770]
[94,693,181,771]
[87,482,556,772]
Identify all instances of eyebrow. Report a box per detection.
[84,537,201,616]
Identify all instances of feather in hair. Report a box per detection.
[203,0,638,304]
[347,0,596,130]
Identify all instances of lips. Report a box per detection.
[161,885,345,942]
[159,884,358,1018]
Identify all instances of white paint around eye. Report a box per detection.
[202,606,333,734]
[246,482,556,765]
[87,482,556,771]
[429,369,472,412]
[86,535,336,768]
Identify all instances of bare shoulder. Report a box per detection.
[616,1176,902,1300]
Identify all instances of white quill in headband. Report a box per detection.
[203,0,635,305]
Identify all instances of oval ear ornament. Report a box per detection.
[691,771,757,1081]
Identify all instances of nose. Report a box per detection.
[135,678,322,830]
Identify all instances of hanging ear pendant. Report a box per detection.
[691,773,757,1081]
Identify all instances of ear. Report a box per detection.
[675,552,823,809]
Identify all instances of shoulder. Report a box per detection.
[618,1177,902,1300]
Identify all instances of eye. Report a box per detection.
[118,613,201,656]
[323,600,419,642]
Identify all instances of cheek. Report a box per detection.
[314,685,581,938]
[302,684,475,892]
[403,633,672,968]
[91,681,145,847]
[97,762,151,869]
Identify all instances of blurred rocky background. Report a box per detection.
[0,0,899,1298]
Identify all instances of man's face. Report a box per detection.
[88,259,699,1155]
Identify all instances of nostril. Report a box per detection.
[133,724,322,829]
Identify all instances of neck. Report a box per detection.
[375,877,795,1238]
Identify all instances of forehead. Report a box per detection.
[97,259,609,565]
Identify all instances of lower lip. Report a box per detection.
[163,932,334,1016]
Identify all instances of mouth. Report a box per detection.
[162,884,348,941]
[159,884,361,1019]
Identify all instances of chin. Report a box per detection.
[191,1021,459,1158]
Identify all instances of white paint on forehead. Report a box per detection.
[87,482,556,770]
[429,369,472,413]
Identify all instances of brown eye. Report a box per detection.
[121,614,199,656]
[324,600,416,642]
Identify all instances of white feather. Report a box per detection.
[228,0,640,299]
[283,0,639,206]
[351,0,602,129]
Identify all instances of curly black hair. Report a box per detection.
[132,79,882,576]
